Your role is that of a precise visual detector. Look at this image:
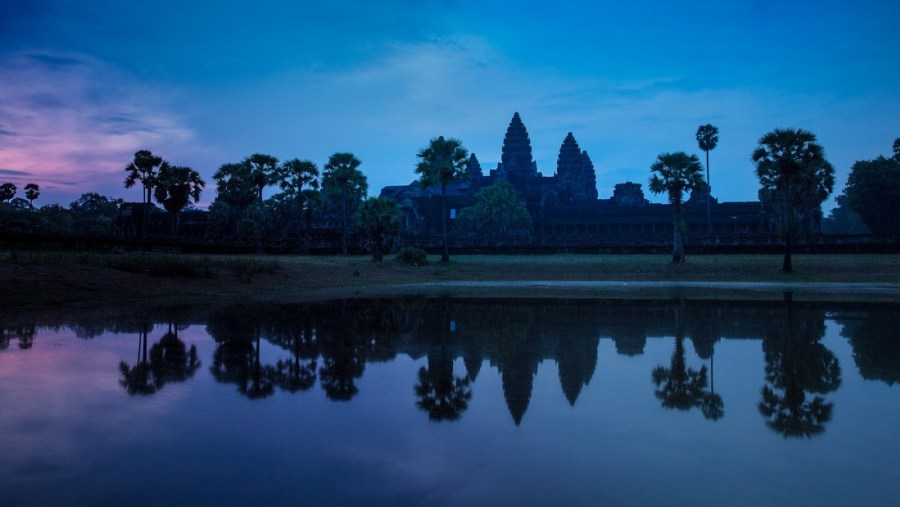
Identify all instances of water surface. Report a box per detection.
[2,297,899,506]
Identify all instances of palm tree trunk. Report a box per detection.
[440,182,449,262]
[706,150,712,235]
[373,230,383,262]
[142,186,150,238]
[783,180,793,272]
[256,190,264,253]
[297,195,304,254]
[341,199,348,255]
[672,211,684,263]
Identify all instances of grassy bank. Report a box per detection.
[2,251,899,309]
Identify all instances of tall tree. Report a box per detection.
[245,154,280,251]
[696,124,719,234]
[213,163,256,210]
[23,183,39,210]
[245,153,280,205]
[893,138,900,163]
[415,136,469,262]
[354,196,401,262]
[321,153,367,255]
[212,161,258,237]
[153,163,205,236]
[752,128,831,272]
[124,150,163,237]
[648,152,705,263]
[0,182,16,203]
[277,158,319,251]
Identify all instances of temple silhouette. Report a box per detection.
[381,112,776,246]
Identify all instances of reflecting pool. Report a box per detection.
[2,297,899,506]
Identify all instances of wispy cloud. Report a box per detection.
[0,168,32,176]
[0,50,193,203]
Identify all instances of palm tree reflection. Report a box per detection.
[651,303,723,420]
[208,310,276,400]
[415,346,471,421]
[120,321,200,396]
[758,293,840,438]
[119,321,157,396]
[273,322,318,393]
[652,335,710,411]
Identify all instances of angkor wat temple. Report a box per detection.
[381,112,778,247]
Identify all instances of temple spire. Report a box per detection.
[581,150,598,200]
[554,132,599,203]
[499,112,536,179]
[466,153,483,178]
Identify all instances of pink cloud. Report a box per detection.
[0,51,194,205]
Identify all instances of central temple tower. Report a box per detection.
[498,112,538,181]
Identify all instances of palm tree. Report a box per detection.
[245,153,279,251]
[153,163,205,236]
[752,128,831,272]
[321,153,367,255]
[415,136,469,262]
[277,158,319,252]
[696,124,719,234]
[212,161,257,235]
[648,152,705,263]
[0,182,16,202]
[24,183,39,210]
[124,150,163,237]
[354,196,401,262]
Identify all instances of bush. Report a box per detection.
[395,247,428,266]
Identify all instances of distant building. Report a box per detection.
[381,112,773,247]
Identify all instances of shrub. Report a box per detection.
[395,246,427,266]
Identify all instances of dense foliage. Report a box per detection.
[843,153,900,235]
[455,181,531,242]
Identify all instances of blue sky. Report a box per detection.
[1,0,898,210]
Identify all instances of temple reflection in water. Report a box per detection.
[3,297,898,433]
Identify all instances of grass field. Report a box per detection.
[3,250,899,309]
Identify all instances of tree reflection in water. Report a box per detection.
[651,302,723,420]
[1,324,35,350]
[15,296,886,432]
[758,293,840,438]
[415,348,471,421]
[414,302,471,421]
[266,309,319,394]
[317,301,367,401]
[207,309,276,400]
[838,311,900,385]
[120,320,200,396]
[119,321,156,396]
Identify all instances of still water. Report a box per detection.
[1,297,899,506]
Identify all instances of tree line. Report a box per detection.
[2,131,898,270]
